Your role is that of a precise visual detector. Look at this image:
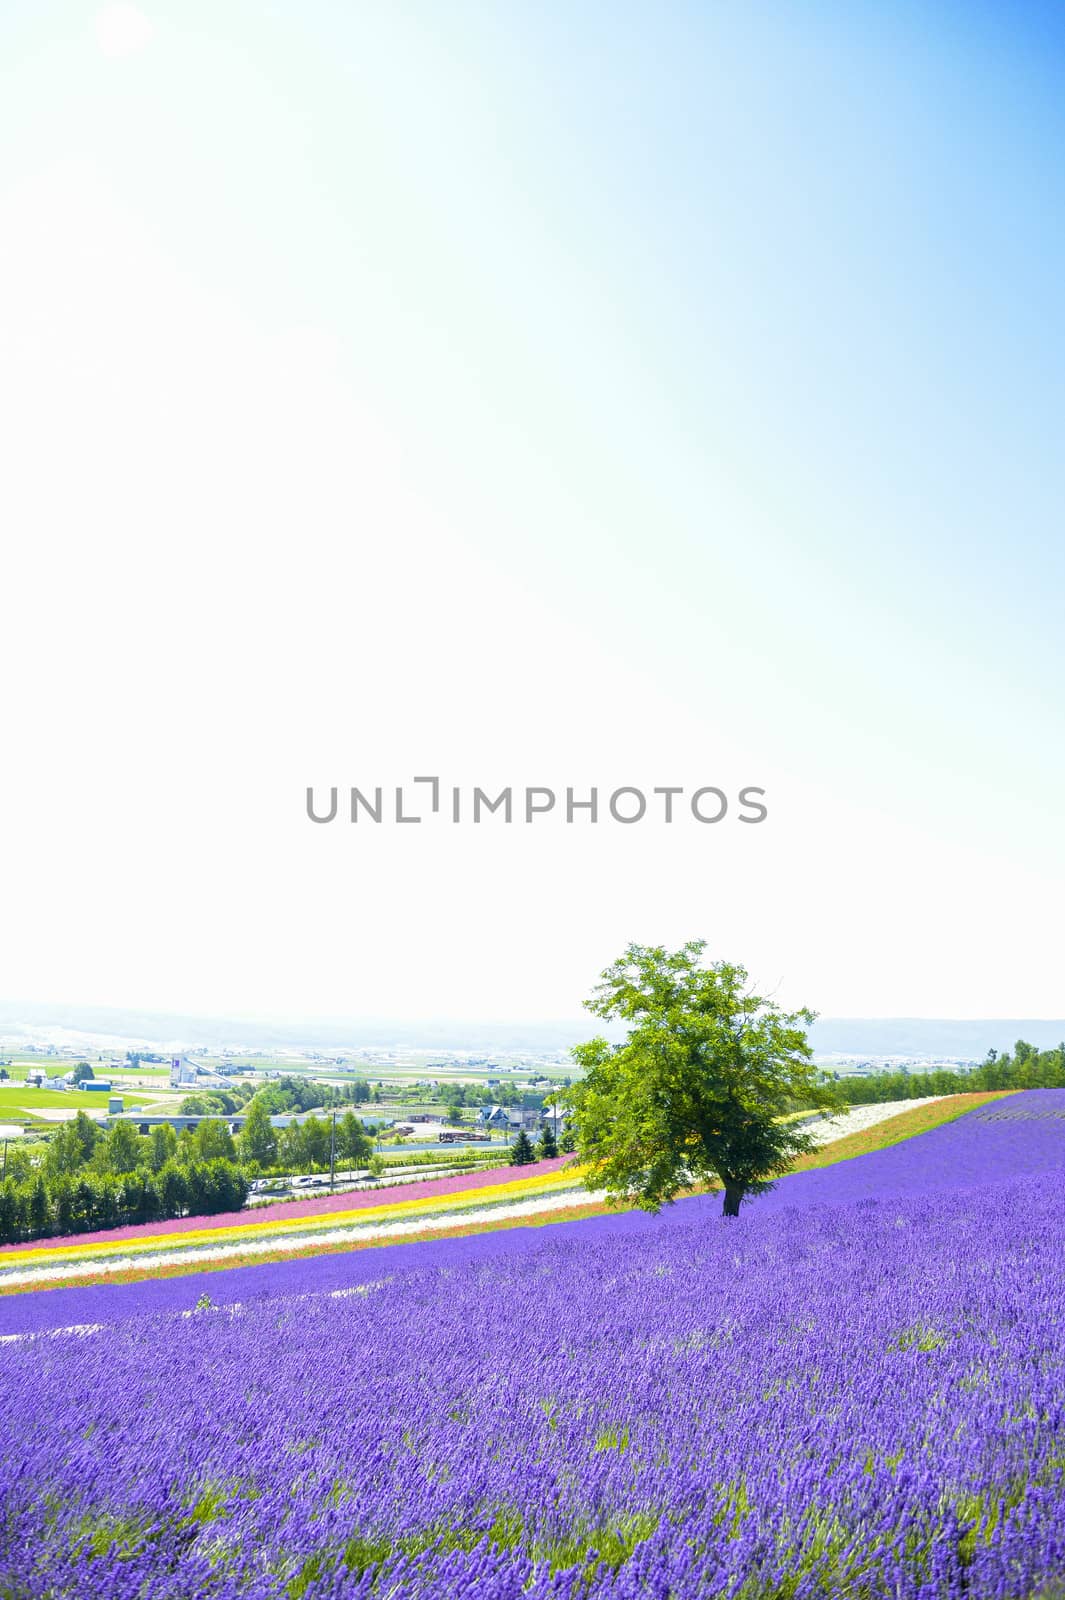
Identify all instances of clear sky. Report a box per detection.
[1,2,1063,1023]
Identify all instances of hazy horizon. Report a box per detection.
[1,999,1062,1061]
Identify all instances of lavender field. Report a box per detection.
[2,1092,1064,1598]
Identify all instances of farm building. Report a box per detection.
[169,1057,230,1091]
[476,1106,545,1134]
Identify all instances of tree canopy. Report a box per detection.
[510,1130,535,1166]
[537,1121,558,1160]
[562,940,842,1217]
[238,1097,279,1168]
[833,1039,1065,1105]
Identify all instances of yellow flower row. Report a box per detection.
[0,1167,587,1269]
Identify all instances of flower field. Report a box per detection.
[1,1090,1064,1597]
[0,1094,1007,1304]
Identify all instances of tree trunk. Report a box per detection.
[722,1182,744,1218]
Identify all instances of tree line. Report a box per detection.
[235,1097,373,1172]
[0,1100,377,1245]
[833,1040,1065,1106]
[0,1112,249,1244]
[179,1073,373,1118]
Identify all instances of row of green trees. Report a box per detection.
[0,1159,248,1244]
[0,1100,379,1243]
[440,1082,527,1113]
[237,1098,373,1172]
[251,1076,372,1113]
[41,1109,238,1181]
[178,1082,258,1116]
[835,1040,1065,1106]
[180,1074,373,1119]
[40,1104,376,1182]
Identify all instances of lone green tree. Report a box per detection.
[537,1120,558,1160]
[563,941,841,1217]
[510,1129,535,1166]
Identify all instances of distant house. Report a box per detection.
[476,1105,543,1134]
[476,1105,512,1130]
[509,1108,545,1134]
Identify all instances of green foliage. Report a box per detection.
[97,1119,144,1176]
[835,1039,1065,1106]
[2,1143,36,1183]
[437,1082,522,1110]
[158,1160,189,1218]
[891,1323,950,1353]
[150,1122,179,1171]
[28,1174,49,1234]
[193,1118,237,1164]
[266,1110,373,1175]
[70,1061,95,1083]
[562,940,841,1217]
[41,1111,101,1180]
[0,1157,248,1244]
[180,1091,239,1117]
[537,1121,559,1160]
[337,1110,372,1165]
[177,1081,257,1117]
[510,1130,536,1166]
[183,1158,248,1216]
[250,1076,368,1117]
[278,1122,307,1172]
[301,1114,331,1170]
[238,1096,278,1168]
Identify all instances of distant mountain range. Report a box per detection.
[1,1001,1063,1060]
[0,1002,596,1055]
[808,1018,1065,1058]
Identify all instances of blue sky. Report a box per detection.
[1,3,1062,1021]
